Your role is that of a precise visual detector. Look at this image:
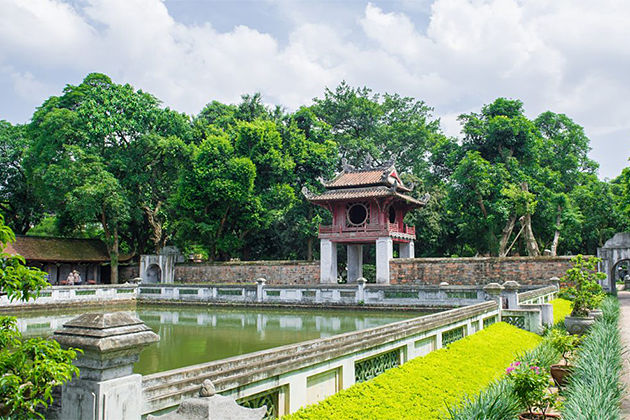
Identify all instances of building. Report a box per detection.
[304,161,427,284]
[3,235,132,284]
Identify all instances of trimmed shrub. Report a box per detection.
[284,323,541,420]
[561,297,622,420]
[549,298,572,325]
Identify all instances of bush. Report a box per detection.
[284,323,542,420]
[561,297,622,420]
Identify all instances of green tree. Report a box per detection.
[0,214,78,417]
[0,121,44,234]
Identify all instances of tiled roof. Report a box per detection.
[3,236,132,263]
[324,165,411,192]
[307,186,424,206]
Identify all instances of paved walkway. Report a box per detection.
[617,291,630,417]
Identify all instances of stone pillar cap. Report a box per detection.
[439,281,449,287]
[483,282,505,295]
[255,278,267,284]
[502,280,521,290]
[53,312,159,354]
[356,277,367,284]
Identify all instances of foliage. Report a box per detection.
[548,328,580,363]
[506,361,555,417]
[284,322,542,420]
[0,214,79,418]
[561,297,622,420]
[446,332,559,420]
[561,255,606,317]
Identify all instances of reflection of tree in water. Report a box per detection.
[614,260,630,282]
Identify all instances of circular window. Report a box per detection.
[347,203,368,226]
[388,206,396,224]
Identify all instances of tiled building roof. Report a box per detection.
[306,186,424,206]
[3,236,132,263]
[324,164,412,192]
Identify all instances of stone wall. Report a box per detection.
[389,256,580,285]
[174,260,319,285]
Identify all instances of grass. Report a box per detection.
[561,297,622,420]
[283,322,542,420]
[549,298,572,325]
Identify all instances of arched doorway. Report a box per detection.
[613,259,630,289]
[597,232,630,293]
[146,264,162,284]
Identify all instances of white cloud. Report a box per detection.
[0,0,629,177]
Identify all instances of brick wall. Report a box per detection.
[389,256,581,285]
[174,260,320,285]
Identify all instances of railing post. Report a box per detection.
[256,278,267,303]
[483,282,505,309]
[502,281,520,309]
[356,277,367,303]
[53,313,159,420]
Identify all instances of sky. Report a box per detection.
[1,0,629,179]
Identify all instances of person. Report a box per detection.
[74,270,82,285]
[66,271,75,285]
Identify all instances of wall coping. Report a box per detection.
[175,260,318,267]
[391,256,592,264]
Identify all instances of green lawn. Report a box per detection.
[549,298,572,325]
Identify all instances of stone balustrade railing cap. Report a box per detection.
[502,280,521,290]
[483,282,504,294]
[53,312,159,354]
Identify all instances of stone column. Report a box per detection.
[356,277,367,303]
[502,281,520,309]
[256,277,266,302]
[320,239,338,283]
[347,244,363,283]
[483,282,505,308]
[376,237,393,284]
[399,241,414,259]
[53,313,159,420]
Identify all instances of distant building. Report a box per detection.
[3,236,132,284]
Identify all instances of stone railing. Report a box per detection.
[140,300,500,416]
[137,281,536,308]
[517,285,558,304]
[0,284,138,311]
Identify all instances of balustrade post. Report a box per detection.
[256,278,267,303]
[502,281,520,309]
[53,313,159,420]
[483,282,505,309]
[356,277,367,303]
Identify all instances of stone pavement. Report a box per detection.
[617,290,630,417]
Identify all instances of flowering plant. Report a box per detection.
[506,361,555,417]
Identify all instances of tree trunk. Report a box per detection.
[476,193,499,256]
[499,214,517,257]
[110,227,119,284]
[143,203,164,253]
[307,238,313,261]
[550,205,563,256]
[521,183,540,257]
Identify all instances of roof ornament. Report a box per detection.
[341,158,355,172]
[420,193,431,204]
[301,186,314,199]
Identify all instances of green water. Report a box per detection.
[16,305,425,375]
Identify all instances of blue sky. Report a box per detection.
[1,0,628,179]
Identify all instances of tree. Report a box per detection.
[0,214,78,417]
[27,73,192,280]
[0,121,43,234]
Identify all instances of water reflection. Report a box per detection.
[16,305,423,375]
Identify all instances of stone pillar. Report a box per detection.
[347,244,363,283]
[399,241,414,259]
[483,282,505,308]
[256,278,266,302]
[502,281,520,309]
[376,237,393,284]
[320,239,338,284]
[53,313,159,420]
[356,277,367,303]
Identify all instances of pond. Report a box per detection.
[16,304,426,375]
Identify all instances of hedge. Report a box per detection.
[561,297,622,420]
[283,323,541,420]
[549,298,572,325]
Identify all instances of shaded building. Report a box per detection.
[3,235,132,284]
